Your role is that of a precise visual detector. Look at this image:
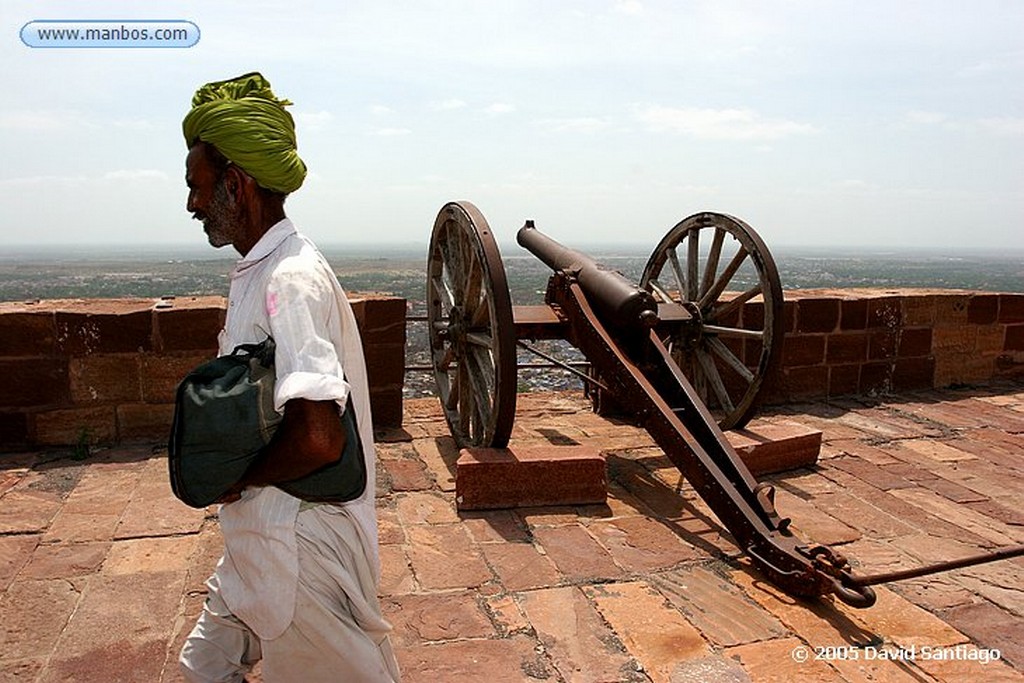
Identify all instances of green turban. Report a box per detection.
[183,72,306,194]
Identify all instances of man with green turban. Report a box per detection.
[178,73,400,682]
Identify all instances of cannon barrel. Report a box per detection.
[517,221,658,330]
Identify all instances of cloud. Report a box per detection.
[368,127,411,136]
[483,102,515,115]
[613,0,643,15]
[0,110,92,131]
[978,116,1024,136]
[905,110,948,126]
[431,99,467,111]
[633,105,816,140]
[293,110,334,132]
[369,104,395,116]
[537,117,613,133]
[102,169,169,181]
[0,169,168,186]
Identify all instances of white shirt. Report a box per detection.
[214,219,379,639]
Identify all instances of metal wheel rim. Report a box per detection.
[640,212,783,430]
[426,201,517,448]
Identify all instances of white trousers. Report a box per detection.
[180,505,401,683]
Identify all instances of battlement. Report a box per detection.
[0,294,405,449]
[1,288,1021,450]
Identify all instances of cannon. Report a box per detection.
[425,200,1024,608]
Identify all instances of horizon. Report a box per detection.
[2,1,1022,252]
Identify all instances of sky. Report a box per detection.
[2,1,1022,252]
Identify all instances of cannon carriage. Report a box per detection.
[423,200,1024,608]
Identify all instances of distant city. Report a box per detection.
[1,243,1021,307]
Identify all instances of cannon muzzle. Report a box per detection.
[517,221,658,331]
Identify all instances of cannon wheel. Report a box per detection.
[640,212,784,430]
[427,202,517,448]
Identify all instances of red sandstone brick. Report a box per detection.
[998,293,1024,323]
[55,308,153,356]
[725,421,822,475]
[519,586,636,682]
[825,332,868,364]
[782,365,829,400]
[827,457,915,490]
[532,524,624,582]
[840,298,868,330]
[363,341,405,386]
[0,411,29,447]
[369,385,403,429]
[828,364,860,397]
[153,304,223,352]
[33,406,116,446]
[859,361,894,394]
[0,358,68,408]
[0,312,56,356]
[456,446,606,510]
[138,352,214,404]
[796,298,840,334]
[1006,324,1024,351]
[0,578,81,660]
[867,296,902,329]
[898,327,933,357]
[893,356,936,391]
[68,354,142,404]
[404,524,492,590]
[589,516,702,572]
[585,581,710,679]
[382,591,494,647]
[933,602,1024,669]
[354,296,408,334]
[480,542,562,591]
[650,565,786,647]
[902,294,937,326]
[967,294,999,325]
[934,294,970,326]
[727,637,839,682]
[0,535,39,590]
[782,335,823,368]
[394,635,549,683]
[116,403,174,442]
[868,329,898,360]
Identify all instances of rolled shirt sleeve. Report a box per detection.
[265,261,351,413]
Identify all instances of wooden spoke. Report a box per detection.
[427,202,516,447]
[640,212,784,430]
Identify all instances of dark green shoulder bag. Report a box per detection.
[168,338,367,508]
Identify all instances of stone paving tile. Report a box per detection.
[519,586,643,683]
[2,382,1023,682]
[585,580,710,683]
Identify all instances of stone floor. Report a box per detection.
[1,381,1023,682]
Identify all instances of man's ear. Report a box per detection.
[224,165,252,203]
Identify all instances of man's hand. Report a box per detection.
[232,398,347,492]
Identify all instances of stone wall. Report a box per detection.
[0,294,406,450]
[762,289,1024,404]
[1,288,1021,450]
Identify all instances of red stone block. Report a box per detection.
[363,342,405,387]
[138,352,215,404]
[68,354,142,404]
[859,361,894,395]
[781,334,824,367]
[33,406,117,446]
[893,357,936,391]
[725,421,821,475]
[740,300,765,331]
[867,296,902,329]
[796,298,840,333]
[116,403,174,442]
[0,358,68,408]
[840,299,868,330]
[998,293,1024,323]
[55,308,152,356]
[967,294,998,325]
[1006,324,1024,351]
[0,311,56,356]
[369,386,403,429]
[868,329,898,360]
[898,327,932,357]
[828,364,860,397]
[0,411,28,448]
[154,303,223,352]
[456,446,606,510]
[825,332,867,364]
[782,365,828,400]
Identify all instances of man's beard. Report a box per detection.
[203,180,242,248]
